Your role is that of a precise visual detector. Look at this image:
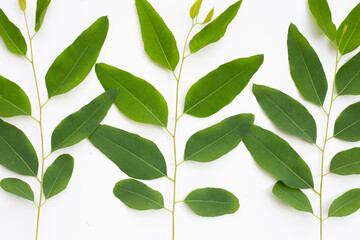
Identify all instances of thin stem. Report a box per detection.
[164,207,173,213]
[315,144,323,151]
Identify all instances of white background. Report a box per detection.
[0,0,360,239]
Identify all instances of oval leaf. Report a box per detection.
[51,89,117,152]
[135,0,179,71]
[95,63,168,127]
[184,188,239,217]
[253,84,317,143]
[190,0,202,19]
[336,51,360,95]
[19,0,26,11]
[89,125,167,180]
[184,54,263,118]
[334,101,360,142]
[330,147,360,175]
[243,125,314,189]
[0,178,34,201]
[202,8,215,24]
[287,23,328,106]
[328,189,360,217]
[113,179,164,210]
[308,0,337,40]
[35,0,51,32]
[45,16,109,98]
[184,113,254,162]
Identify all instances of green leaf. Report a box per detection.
[51,89,117,152]
[287,23,328,106]
[202,8,215,24]
[184,55,263,118]
[308,0,337,40]
[189,0,242,53]
[272,181,313,213]
[0,75,31,118]
[19,0,26,11]
[0,119,38,176]
[0,8,27,56]
[184,113,254,162]
[330,148,360,175]
[43,154,74,199]
[35,0,51,32]
[0,178,34,201]
[135,0,179,71]
[45,16,109,98]
[113,179,164,210]
[252,84,317,143]
[89,125,167,180]
[243,125,314,189]
[328,189,360,217]
[336,3,360,55]
[190,0,202,19]
[184,188,239,217]
[336,51,360,95]
[334,101,360,142]
[95,63,168,127]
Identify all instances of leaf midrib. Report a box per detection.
[0,95,29,116]
[117,187,163,208]
[185,199,237,205]
[46,159,69,198]
[334,118,360,137]
[338,67,360,95]
[0,14,25,55]
[278,186,311,212]
[330,193,360,217]
[331,159,360,173]
[4,181,33,200]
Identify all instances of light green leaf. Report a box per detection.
[95,63,168,127]
[330,148,360,175]
[184,55,263,118]
[253,84,317,143]
[135,0,179,71]
[0,178,34,201]
[328,189,360,217]
[35,0,51,32]
[334,101,360,142]
[184,114,254,162]
[202,8,215,24]
[287,23,328,106]
[89,125,167,180]
[336,51,360,95]
[45,16,109,98]
[19,0,26,11]
[308,0,337,40]
[113,179,164,210]
[51,89,117,152]
[190,0,202,19]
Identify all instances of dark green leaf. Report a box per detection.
[287,23,328,105]
[243,125,314,189]
[0,178,34,201]
[336,51,360,95]
[334,101,360,142]
[35,0,51,32]
[308,0,337,40]
[45,16,109,98]
[184,55,263,118]
[51,89,117,152]
[89,125,167,180]
[330,147,360,175]
[184,113,254,162]
[190,0,202,19]
[202,8,215,24]
[95,63,168,127]
[328,189,360,217]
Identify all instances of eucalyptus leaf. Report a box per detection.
[308,0,337,40]
[19,0,26,11]
[184,54,263,118]
[190,0,202,19]
[0,178,34,201]
[328,189,360,217]
[330,148,360,175]
[203,8,215,24]
[336,51,360,95]
[35,0,51,32]
[333,101,360,142]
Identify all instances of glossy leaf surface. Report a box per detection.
[0,178,34,201]
[308,0,336,40]
[328,189,360,217]
[336,51,360,95]
[334,101,360,142]
[35,0,51,32]
[330,148,360,175]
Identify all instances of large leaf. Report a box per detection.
[253,84,317,143]
[272,181,313,213]
[0,178,34,201]
[243,125,314,189]
[35,0,51,32]
[95,63,168,127]
[0,75,31,117]
[308,0,337,40]
[333,101,360,142]
[113,179,164,210]
[135,0,179,71]
[328,189,360,217]
[189,0,242,53]
[330,148,360,175]
[184,188,239,217]
[336,51,360,95]
[184,55,263,118]
[0,119,38,177]
[51,89,117,152]
[43,154,74,199]
[89,125,167,180]
[0,8,27,56]
[45,16,109,98]
[287,23,328,106]
[184,113,254,162]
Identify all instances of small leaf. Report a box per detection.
[184,188,239,217]
[0,75,31,118]
[333,101,360,142]
[113,179,164,210]
[184,55,263,118]
[336,51,360,95]
[189,0,242,53]
[45,16,109,98]
[89,125,167,180]
[243,125,314,189]
[273,181,313,213]
[51,89,117,152]
[19,0,26,11]
[35,0,51,32]
[135,0,179,71]
[202,8,215,24]
[253,84,317,143]
[328,189,360,217]
[95,63,168,127]
[190,0,202,19]
[287,23,328,106]
[0,8,27,56]
[184,113,254,162]
[0,178,34,201]
[308,0,337,40]
[330,148,360,175]
[0,119,38,177]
